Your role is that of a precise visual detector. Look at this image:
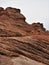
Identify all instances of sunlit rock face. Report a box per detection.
[0,7,49,65]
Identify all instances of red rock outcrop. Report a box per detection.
[0,7,49,65]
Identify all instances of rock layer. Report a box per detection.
[0,7,49,65]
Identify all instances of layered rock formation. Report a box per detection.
[0,7,49,65]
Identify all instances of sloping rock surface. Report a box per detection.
[0,7,49,65]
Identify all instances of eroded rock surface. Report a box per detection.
[0,7,49,65]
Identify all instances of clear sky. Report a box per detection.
[0,0,49,30]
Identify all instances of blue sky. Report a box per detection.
[0,0,49,30]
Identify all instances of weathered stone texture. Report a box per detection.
[0,7,49,65]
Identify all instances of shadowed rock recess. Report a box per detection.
[0,7,49,65]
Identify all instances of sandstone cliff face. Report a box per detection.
[0,7,49,65]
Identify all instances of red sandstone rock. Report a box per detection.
[0,7,49,65]
[0,55,14,65]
